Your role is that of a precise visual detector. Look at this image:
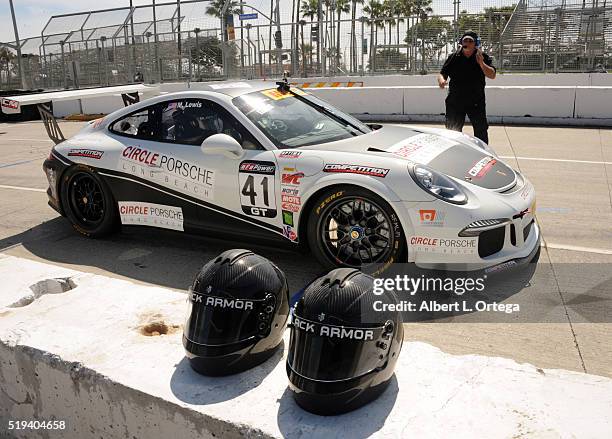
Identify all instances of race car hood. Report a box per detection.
[303,124,516,190]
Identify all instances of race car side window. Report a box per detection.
[158,99,262,150]
[109,104,162,140]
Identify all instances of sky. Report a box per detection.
[0,0,518,45]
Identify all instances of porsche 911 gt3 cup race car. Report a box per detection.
[42,80,539,272]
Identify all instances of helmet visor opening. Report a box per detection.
[287,315,393,382]
[184,291,276,345]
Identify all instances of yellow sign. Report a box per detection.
[261,88,306,101]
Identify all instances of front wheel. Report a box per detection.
[307,186,406,272]
[60,165,118,238]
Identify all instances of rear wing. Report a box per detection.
[1,84,160,144]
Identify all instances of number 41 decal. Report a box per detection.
[238,161,277,218]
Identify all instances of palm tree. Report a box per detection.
[349,0,365,72]
[412,0,433,72]
[204,0,241,18]
[335,0,351,72]
[301,0,319,70]
[363,0,384,71]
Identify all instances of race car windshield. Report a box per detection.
[233,89,371,148]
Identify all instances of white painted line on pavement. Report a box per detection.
[500,155,612,165]
[0,138,54,143]
[0,184,46,193]
[544,242,612,255]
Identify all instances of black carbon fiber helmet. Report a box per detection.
[183,249,289,376]
[287,268,403,415]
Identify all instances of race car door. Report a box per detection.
[152,97,282,238]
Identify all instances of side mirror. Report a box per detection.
[201,133,244,158]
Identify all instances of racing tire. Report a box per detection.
[306,186,406,273]
[60,165,118,238]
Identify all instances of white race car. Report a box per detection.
[42,80,539,272]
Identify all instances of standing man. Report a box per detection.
[438,30,496,144]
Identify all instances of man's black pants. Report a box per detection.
[445,96,489,144]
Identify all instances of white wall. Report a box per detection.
[51,74,612,124]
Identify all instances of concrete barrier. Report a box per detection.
[2,254,612,438]
[575,87,612,119]
[48,74,612,125]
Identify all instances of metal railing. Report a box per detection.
[1,0,610,92]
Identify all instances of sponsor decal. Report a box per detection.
[281,194,301,204]
[239,160,275,175]
[282,210,294,226]
[1,98,19,109]
[118,201,184,231]
[316,191,344,215]
[239,161,277,218]
[122,146,160,166]
[282,225,298,241]
[293,316,374,340]
[279,150,302,158]
[67,149,104,160]
[281,187,299,196]
[1,98,20,113]
[323,164,389,178]
[282,172,304,185]
[92,117,105,128]
[281,192,301,212]
[418,209,445,227]
[387,133,457,163]
[190,292,254,309]
[281,202,300,213]
[120,146,215,200]
[409,235,478,255]
[468,156,497,178]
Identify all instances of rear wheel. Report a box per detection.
[307,186,405,272]
[60,165,118,237]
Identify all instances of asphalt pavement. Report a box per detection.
[1,120,610,377]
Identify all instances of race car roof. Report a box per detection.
[1,84,159,114]
[185,80,281,98]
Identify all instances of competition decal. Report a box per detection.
[67,149,104,160]
[239,160,277,218]
[467,156,497,179]
[386,133,457,164]
[118,201,184,231]
[323,164,389,178]
[120,146,215,201]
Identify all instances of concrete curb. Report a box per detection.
[2,255,612,438]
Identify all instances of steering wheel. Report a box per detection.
[269,119,288,133]
[174,113,201,142]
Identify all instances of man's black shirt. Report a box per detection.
[440,50,496,102]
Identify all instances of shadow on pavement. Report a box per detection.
[0,217,326,293]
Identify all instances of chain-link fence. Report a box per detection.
[1,0,610,92]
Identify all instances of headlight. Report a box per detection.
[409,164,468,205]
